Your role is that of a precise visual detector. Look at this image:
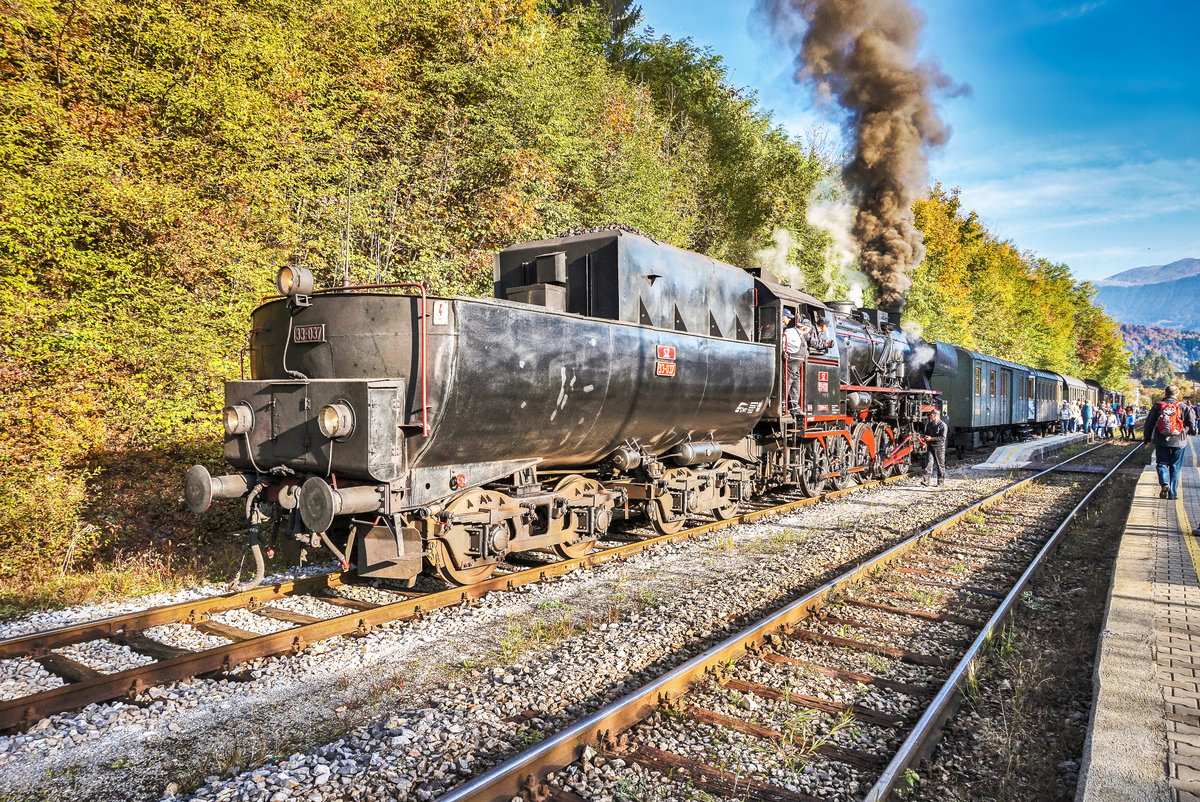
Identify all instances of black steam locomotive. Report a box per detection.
[182,229,960,586]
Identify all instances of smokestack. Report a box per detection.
[760,0,961,306]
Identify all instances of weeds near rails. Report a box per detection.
[965,511,986,526]
[710,532,738,554]
[864,652,892,674]
[636,589,662,608]
[1020,590,1050,611]
[493,612,575,663]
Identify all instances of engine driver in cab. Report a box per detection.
[782,310,807,415]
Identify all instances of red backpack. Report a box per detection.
[1156,399,1185,436]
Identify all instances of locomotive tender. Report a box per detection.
[184,228,1122,586]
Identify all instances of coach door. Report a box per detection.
[999,370,1012,424]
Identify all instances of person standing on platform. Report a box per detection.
[921,408,949,486]
[1143,385,1197,500]
[1058,401,1072,435]
[1125,406,1136,440]
[1081,400,1093,441]
[1071,401,1082,433]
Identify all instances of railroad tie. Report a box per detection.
[846,599,984,628]
[191,620,261,642]
[759,653,935,698]
[34,654,101,684]
[787,628,951,668]
[112,631,191,661]
[625,744,821,802]
[681,704,884,770]
[719,677,905,729]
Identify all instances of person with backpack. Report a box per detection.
[1143,385,1197,499]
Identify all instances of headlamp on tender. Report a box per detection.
[222,402,254,435]
[318,402,355,439]
[276,265,315,297]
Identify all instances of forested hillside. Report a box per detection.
[1120,324,1200,371]
[0,0,1128,609]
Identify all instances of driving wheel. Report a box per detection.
[797,439,828,497]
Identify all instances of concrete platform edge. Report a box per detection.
[1076,463,1170,802]
[973,432,1089,471]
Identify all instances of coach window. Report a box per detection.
[974,366,982,396]
[989,370,996,397]
[1028,377,1034,400]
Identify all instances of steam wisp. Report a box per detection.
[763,0,957,306]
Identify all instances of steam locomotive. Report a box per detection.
[184,228,1115,586]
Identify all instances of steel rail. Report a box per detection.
[0,573,348,661]
[437,442,1120,802]
[0,472,912,732]
[862,443,1142,802]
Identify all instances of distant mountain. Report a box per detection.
[1120,324,1200,371]
[1097,258,1200,287]
[1095,258,1200,329]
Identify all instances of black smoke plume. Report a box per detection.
[763,0,958,305]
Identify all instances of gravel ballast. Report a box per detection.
[0,466,1027,802]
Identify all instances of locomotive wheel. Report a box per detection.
[427,489,507,585]
[849,426,873,485]
[711,459,743,520]
[549,475,602,560]
[829,437,851,491]
[797,440,828,498]
[876,427,896,478]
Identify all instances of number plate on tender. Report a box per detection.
[293,324,326,343]
[655,360,676,377]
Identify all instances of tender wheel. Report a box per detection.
[829,436,851,491]
[711,459,743,520]
[429,539,499,585]
[549,475,602,560]
[797,439,828,497]
[426,488,506,585]
[647,498,686,535]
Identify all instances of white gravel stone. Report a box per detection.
[0,465,1039,802]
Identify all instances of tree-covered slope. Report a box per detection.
[0,0,1129,608]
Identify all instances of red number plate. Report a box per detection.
[655,361,676,377]
[657,344,676,360]
[818,371,828,381]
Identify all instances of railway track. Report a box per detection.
[438,442,1138,802]
[0,472,921,733]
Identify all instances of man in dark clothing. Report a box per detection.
[921,408,949,486]
[1143,385,1197,500]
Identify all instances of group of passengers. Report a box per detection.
[1057,399,1138,441]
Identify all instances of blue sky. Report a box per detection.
[636,0,1200,282]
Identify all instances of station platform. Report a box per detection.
[1078,440,1200,802]
[972,431,1087,470]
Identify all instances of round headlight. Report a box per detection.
[318,402,354,439]
[222,403,253,435]
[276,265,315,297]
